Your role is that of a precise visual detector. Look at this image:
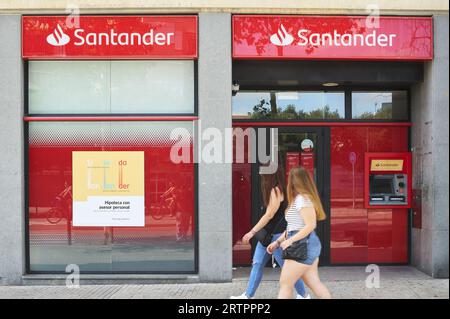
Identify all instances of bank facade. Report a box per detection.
[0,1,448,284]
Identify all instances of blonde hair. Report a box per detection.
[286,167,326,221]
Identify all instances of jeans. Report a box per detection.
[246,233,307,298]
[287,230,321,265]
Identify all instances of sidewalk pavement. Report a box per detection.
[0,266,448,299]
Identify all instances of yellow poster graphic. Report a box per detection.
[72,151,145,227]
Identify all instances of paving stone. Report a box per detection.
[0,267,447,299]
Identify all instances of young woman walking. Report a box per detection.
[267,167,331,299]
[231,164,309,299]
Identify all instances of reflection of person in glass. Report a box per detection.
[174,179,193,242]
[160,181,176,217]
[47,181,72,224]
[56,182,72,215]
[231,162,309,299]
[103,227,113,245]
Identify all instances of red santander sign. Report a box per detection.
[233,15,433,60]
[22,15,198,59]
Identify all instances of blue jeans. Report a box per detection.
[246,233,307,298]
[287,230,321,265]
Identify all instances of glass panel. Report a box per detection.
[28,121,195,272]
[232,91,345,120]
[29,61,111,114]
[352,91,408,120]
[232,92,271,119]
[110,61,194,113]
[279,132,318,183]
[278,131,325,261]
[29,61,195,114]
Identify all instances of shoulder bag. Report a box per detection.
[254,215,284,247]
[282,235,310,261]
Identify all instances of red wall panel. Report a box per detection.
[232,164,252,265]
[330,126,409,264]
[232,128,252,265]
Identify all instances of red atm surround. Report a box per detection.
[364,152,412,209]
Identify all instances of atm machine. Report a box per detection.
[364,152,412,208]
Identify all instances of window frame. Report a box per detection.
[24,59,199,275]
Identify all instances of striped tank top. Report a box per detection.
[285,194,314,232]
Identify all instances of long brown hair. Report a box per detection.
[286,167,326,221]
[260,161,286,207]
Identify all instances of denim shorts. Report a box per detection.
[287,230,321,265]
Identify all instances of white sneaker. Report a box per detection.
[296,293,312,299]
[230,292,252,299]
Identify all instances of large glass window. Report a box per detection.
[29,61,195,114]
[27,59,197,273]
[352,91,408,120]
[232,91,345,120]
[28,121,196,272]
[233,90,409,121]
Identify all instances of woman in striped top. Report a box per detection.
[267,167,331,299]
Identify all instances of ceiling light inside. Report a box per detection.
[322,82,339,87]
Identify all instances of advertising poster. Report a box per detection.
[285,152,300,183]
[300,138,315,179]
[72,151,145,227]
[300,152,315,179]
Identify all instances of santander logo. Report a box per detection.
[270,24,294,46]
[46,24,70,46]
[268,24,398,48]
[44,23,175,47]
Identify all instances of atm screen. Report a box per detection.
[370,177,394,194]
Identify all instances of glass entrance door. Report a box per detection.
[252,127,330,265]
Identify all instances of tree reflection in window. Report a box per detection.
[355,104,393,119]
[233,91,345,120]
[352,91,408,120]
